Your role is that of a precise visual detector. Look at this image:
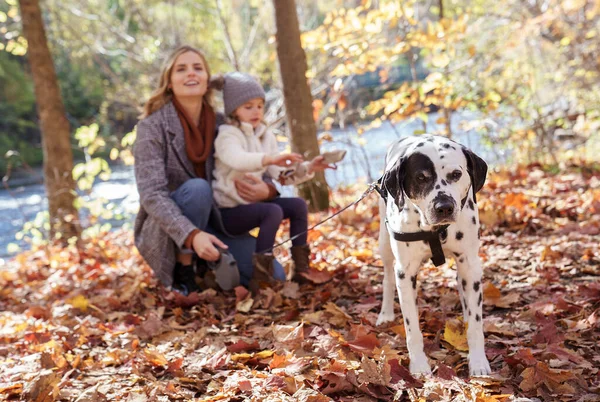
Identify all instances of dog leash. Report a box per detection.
[260,181,381,253]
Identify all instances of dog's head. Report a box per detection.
[381,135,488,226]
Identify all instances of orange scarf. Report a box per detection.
[172,97,216,178]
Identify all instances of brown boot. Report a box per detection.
[248,253,275,295]
[291,245,311,284]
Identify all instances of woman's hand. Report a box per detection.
[308,155,338,173]
[234,174,271,202]
[263,153,303,167]
[192,231,228,261]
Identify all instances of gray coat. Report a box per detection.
[133,101,227,287]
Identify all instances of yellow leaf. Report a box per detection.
[255,350,274,359]
[231,352,252,361]
[444,319,469,351]
[68,295,89,312]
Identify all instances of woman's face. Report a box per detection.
[169,51,208,101]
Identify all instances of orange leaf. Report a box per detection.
[167,357,184,374]
[270,353,288,369]
[143,348,168,367]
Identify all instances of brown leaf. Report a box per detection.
[483,282,519,308]
[357,355,390,386]
[235,286,250,303]
[520,362,576,394]
[300,268,335,284]
[273,323,304,347]
[169,290,200,308]
[281,281,300,299]
[506,348,538,368]
[323,302,352,328]
[23,369,59,402]
[135,311,164,340]
[264,374,287,391]
[388,359,422,388]
[345,333,380,356]
[436,363,457,380]
[167,357,184,374]
[226,339,260,353]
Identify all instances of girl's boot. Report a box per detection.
[291,245,311,284]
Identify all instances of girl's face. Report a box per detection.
[234,98,264,129]
[169,51,208,101]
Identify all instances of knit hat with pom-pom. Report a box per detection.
[211,72,265,116]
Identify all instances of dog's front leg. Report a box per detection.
[376,214,396,326]
[395,257,431,375]
[456,252,491,376]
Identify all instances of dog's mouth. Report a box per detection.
[426,211,457,226]
[431,217,456,225]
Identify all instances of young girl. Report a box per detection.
[211,72,332,290]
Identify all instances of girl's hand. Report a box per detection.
[308,155,338,173]
[192,231,228,261]
[263,153,303,167]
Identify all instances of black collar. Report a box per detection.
[374,177,473,267]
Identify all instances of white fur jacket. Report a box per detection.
[212,122,314,208]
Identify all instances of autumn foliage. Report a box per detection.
[1,163,599,401]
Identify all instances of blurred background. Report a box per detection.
[1,0,599,256]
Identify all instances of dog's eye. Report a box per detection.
[451,170,462,181]
[416,173,428,182]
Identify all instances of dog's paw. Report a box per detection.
[469,353,491,376]
[409,356,432,375]
[376,311,395,326]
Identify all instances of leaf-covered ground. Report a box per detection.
[1,164,599,401]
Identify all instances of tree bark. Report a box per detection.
[18,0,80,241]
[273,0,329,212]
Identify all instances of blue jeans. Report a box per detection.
[170,178,286,286]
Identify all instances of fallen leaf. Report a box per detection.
[345,333,380,356]
[226,339,260,353]
[67,295,89,312]
[443,319,469,351]
[143,348,168,367]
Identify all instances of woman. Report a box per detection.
[133,45,285,294]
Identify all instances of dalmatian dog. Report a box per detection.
[375,134,491,376]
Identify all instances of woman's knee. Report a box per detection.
[180,178,213,203]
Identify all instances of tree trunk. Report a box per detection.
[18,0,80,241]
[273,0,329,212]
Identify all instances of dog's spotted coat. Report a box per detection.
[376,134,491,376]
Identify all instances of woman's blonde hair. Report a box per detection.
[140,45,214,119]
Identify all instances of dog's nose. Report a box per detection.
[434,201,454,217]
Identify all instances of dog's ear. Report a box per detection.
[382,156,406,208]
[462,149,488,193]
